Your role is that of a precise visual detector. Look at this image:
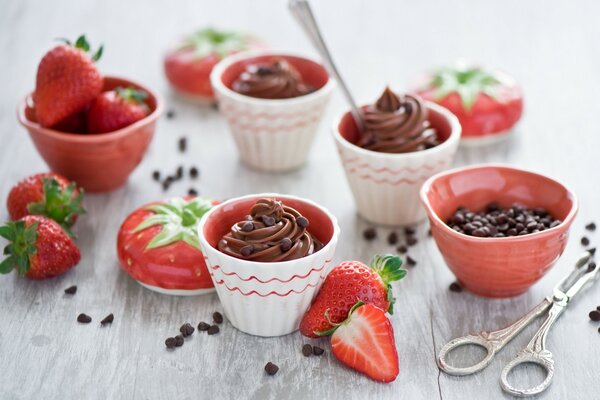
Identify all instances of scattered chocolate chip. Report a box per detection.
[165,337,177,348]
[152,171,161,181]
[396,245,407,254]
[176,166,184,179]
[175,335,184,346]
[190,167,199,179]
[312,346,325,356]
[207,325,220,335]
[241,245,254,257]
[262,215,276,227]
[404,227,416,235]
[166,110,175,119]
[428,229,432,237]
[598,327,600,334]
[198,322,210,331]
[589,310,600,322]
[162,180,171,191]
[64,285,77,295]
[188,188,198,196]
[213,312,223,324]
[363,228,377,241]
[242,221,254,232]
[449,282,463,293]
[265,362,279,375]
[77,313,92,323]
[588,247,597,256]
[178,137,187,153]
[100,313,114,325]
[211,102,219,111]
[406,236,418,246]
[296,216,309,228]
[582,236,590,246]
[302,344,313,357]
[280,238,292,252]
[180,323,195,337]
[586,222,596,231]
[588,262,597,272]
[406,256,417,267]
[387,232,398,245]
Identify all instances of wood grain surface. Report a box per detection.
[1,1,599,399]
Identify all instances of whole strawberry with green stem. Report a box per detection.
[0,215,81,280]
[34,35,103,128]
[87,87,150,133]
[300,254,406,338]
[7,172,85,230]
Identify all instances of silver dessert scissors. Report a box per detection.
[437,251,596,397]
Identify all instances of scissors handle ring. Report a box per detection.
[437,334,497,375]
[500,348,555,397]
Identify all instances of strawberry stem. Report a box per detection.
[370,254,407,315]
[0,221,38,275]
[56,34,103,62]
[314,301,365,337]
[115,87,148,104]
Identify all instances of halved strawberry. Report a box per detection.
[323,302,399,383]
[300,254,406,338]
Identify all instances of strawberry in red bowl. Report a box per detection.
[164,27,265,103]
[413,65,523,144]
[117,196,218,295]
[87,87,150,134]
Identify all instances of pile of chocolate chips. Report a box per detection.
[446,203,562,238]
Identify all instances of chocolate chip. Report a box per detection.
[213,312,223,324]
[166,110,175,119]
[190,167,199,179]
[175,335,184,346]
[586,222,596,231]
[100,313,114,325]
[207,325,220,335]
[550,220,562,228]
[396,245,407,254]
[449,282,463,293]
[188,188,198,196]
[404,227,416,235]
[363,228,377,241]
[588,262,597,272]
[387,232,398,245]
[302,344,313,357]
[589,310,600,322]
[176,166,183,179]
[265,362,279,375]
[64,285,77,295]
[77,313,91,323]
[406,236,418,246]
[198,321,211,331]
[589,247,597,256]
[180,323,195,337]
[312,346,325,356]
[178,137,187,153]
[162,180,171,191]
[428,229,432,237]
[241,221,254,232]
[152,171,160,181]
[406,256,417,267]
[241,245,254,257]
[296,216,309,228]
[280,238,292,252]
[165,337,177,348]
[582,237,591,246]
[262,215,276,227]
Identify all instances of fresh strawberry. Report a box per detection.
[300,254,406,338]
[34,35,103,128]
[87,87,150,133]
[0,215,81,280]
[52,107,89,134]
[325,302,399,383]
[414,65,523,139]
[7,173,85,229]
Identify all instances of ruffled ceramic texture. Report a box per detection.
[200,236,338,337]
[214,91,332,172]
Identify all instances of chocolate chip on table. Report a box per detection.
[207,325,220,335]
[406,236,418,246]
[588,262,597,272]
[100,313,114,325]
[241,245,254,257]
[363,228,377,241]
[588,247,597,256]
[312,346,325,356]
[176,166,184,179]
[586,222,597,231]
[188,188,198,196]
[162,180,171,191]
[581,236,591,246]
[449,282,463,293]
[280,238,292,252]
[165,337,177,349]
[152,171,161,181]
[404,227,416,236]
[589,310,600,322]
[180,323,195,337]
[178,137,187,153]
[64,285,77,295]
[262,215,276,227]
[77,313,92,323]
[296,216,309,228]
[427,229,432,237]
[302,344,313,357]
[213,312,224,324]
[387,232,398,245]
[406,256,417,267]
[264,362,279,376]
[396,245,407,254]
[166,109,175,119]
[175,335,184,347]
[189,166,199,179]
[198,321,211,331]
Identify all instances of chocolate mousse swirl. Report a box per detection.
[231,58,314,99]
[218,198,323,262]
[356,87,440,153]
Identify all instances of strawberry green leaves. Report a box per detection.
[429,66,500,111]
[370,254,407,314]
[27,177,85,231]
[115,87,148,104]
[134,197,213,250]
[58,35,103,62]
[0,221,38,275]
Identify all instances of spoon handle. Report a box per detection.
[288,0,365,132]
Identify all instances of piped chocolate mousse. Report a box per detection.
[218,198,323,262]
[356,87,440,153]
[231,58,314,99]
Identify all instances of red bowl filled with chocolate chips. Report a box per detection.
[420,164,578,298]
[197,193,340,337]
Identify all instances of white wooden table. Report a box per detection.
[1,1,599,399]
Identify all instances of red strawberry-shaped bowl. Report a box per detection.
[17,76,163,193]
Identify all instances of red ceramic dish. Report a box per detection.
[420,165,578,298]
[17,76,163,193]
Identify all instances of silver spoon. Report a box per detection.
[288,0,366,133]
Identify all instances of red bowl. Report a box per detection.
[420,164,578,298]
[17,76,163,193]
